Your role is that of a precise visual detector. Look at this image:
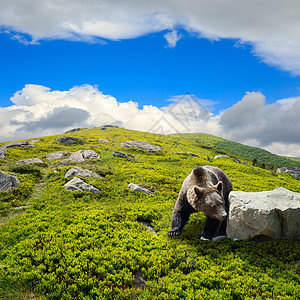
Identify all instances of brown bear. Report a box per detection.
[168,165,232,240]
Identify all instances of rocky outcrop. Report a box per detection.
[60,150,100,164]
[112,151,135,159]
[121,141,162,153]
[5,141,37,149]
[65,167,102,179]
[45,152,69,160]
[16,158,45,165]
[128,183,153,195]
[0,171,21,191]
[227,187,300,241]
[0,141,36,159]
[64,177,100,193]
[277,167,300,180]
[57,136,83,144]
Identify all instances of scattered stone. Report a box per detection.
[174,152,199,157]
[277,167,300,180]
[227,187,300,241]
[16,158,44,165]
[128,183,154,195]
[112,151,135,159]
[121,141,162,153]
[0,147,7,159]
[100,127,107,130]
[61,150,100,164]
[103,125,119,128]
[64,177,100,193]
[214,155,230,159]
[0,171,21,191]
[65,167,102,179]
[234,158,248,165]
[98,139,110,143]
[45,152,69,160]
[134,271,147,290]
[65,128,86,133]
[137,220,157,236]
[57,136,83,144]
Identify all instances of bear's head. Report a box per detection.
[188,181,227,221]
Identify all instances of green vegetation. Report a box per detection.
[0,128,299,299]
[173,133,300,168]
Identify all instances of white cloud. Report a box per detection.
[164,30,182,48]
[1,1,300,73]
[1,84,299,157]
[219,92,300,156]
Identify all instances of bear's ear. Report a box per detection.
[215,181,223,193]
[194,186,205,198]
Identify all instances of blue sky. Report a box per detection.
[0,0,300,156]
[1,30,299,111]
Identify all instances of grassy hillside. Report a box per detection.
[173,133,300,168]
[0,127,299,299]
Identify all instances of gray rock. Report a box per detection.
[134,271,147,290]
[0,141,36,159]
[227,187,300,241]
[16,158,44,165]
[174,152,199,157]
[128,183,153,195]
[0,171,21,191]
[64,177,100,193]
[4,141,36,149]
[121,141,162,153]
[0,147,7,159]
[112,151,135,159]
[98,139,110,143]
[137,220,157,236]
[57,136,83,144]
[277,167,300,180]
[45,152,69,160]
[65,128,86,133]
[61,150,100,163]
[65,167,102,179]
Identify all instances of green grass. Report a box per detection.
[0,127,299,299]
[173,133,300,168]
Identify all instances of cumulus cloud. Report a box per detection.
[0,84,299,157]
[219,92,300,156]
[1,0,300,73]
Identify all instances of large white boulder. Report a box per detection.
[227,187,300,241]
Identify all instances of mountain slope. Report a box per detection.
[172,133,300,168]
[0,127,299,299]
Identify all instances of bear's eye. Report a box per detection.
[211,204,216,209]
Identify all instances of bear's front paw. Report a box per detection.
[167,229,182,236]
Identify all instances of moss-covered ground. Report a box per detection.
[0,127,299,299]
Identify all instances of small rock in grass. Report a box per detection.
[65,167,102,179]
[64,177,100,193]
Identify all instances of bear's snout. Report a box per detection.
[220,211,227,221]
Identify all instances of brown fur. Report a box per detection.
[168,165,232,239]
